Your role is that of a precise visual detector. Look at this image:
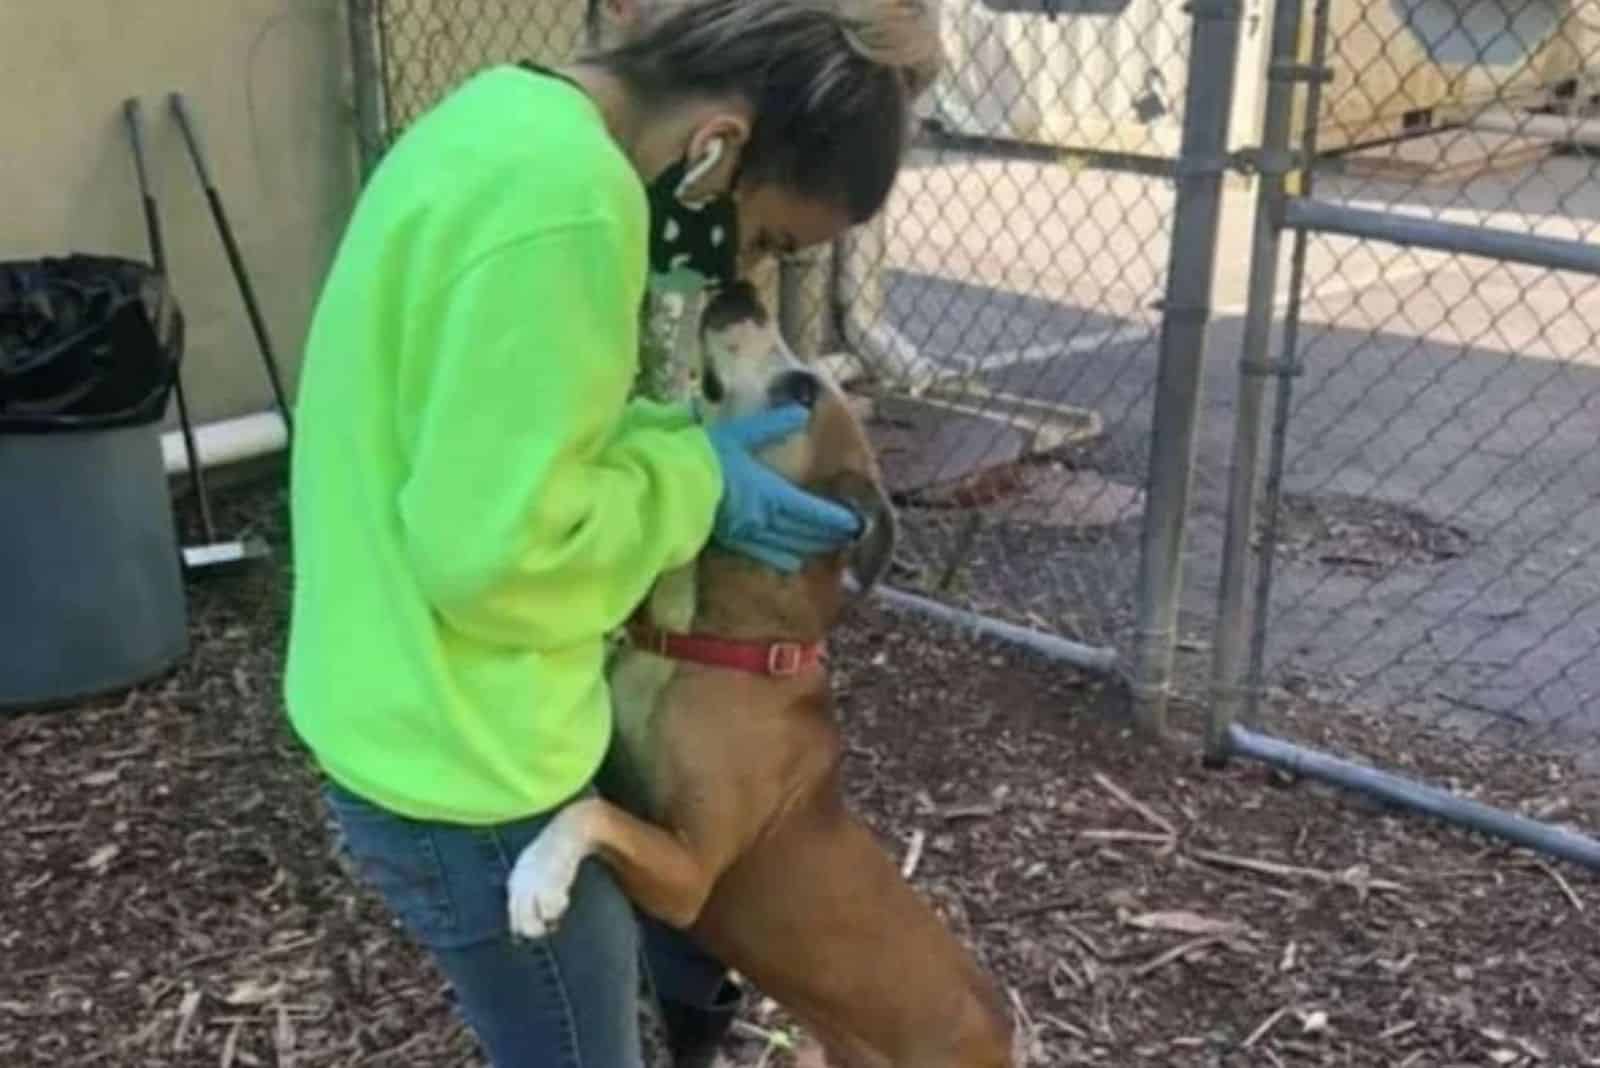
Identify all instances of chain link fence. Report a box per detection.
[346,0,1224,665]
[343,0,1600,868]
[1208,0,1600,866]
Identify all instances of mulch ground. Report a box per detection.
[5,476,1600,1066]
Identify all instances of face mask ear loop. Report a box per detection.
[676,138,726,207]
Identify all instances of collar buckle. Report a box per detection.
[766,641,804,677]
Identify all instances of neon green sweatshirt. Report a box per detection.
[284,65,722,824]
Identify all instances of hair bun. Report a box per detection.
[818,0,944,98]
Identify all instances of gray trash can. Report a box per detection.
[1,254,188,710]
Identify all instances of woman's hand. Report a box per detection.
[706,405,863,573]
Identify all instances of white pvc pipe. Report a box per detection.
[161,410,288,476]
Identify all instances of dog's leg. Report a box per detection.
[510,674,823,941]
[695,801,1014,1068]
[507,797,726,939]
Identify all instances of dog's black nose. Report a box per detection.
[768,368,820,411]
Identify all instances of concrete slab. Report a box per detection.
[868,149,1600,738]
[874,263,1600,736]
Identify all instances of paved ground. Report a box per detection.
[869,150,1600,744]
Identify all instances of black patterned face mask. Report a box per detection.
[645,144,740,295]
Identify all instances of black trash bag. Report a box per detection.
[0,254,183,432]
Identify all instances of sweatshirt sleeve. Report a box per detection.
[395,220,723,650]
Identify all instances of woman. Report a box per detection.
[284,0,939,1065]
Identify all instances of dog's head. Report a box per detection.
[696,281,896,606]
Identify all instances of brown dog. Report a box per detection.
[506,283,1014,1067]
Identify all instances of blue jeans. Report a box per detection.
[322,780,732,1068]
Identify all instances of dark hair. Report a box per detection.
[586,0,929,224]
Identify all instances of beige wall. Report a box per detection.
[2,0,357,427]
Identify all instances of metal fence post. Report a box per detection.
[1243,0,1332,730]
[1205,0,1321,760]
[347,0,388,181]
[1129,0,1249,733]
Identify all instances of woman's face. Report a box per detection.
[736,183,854,270]
[662,116,855,279]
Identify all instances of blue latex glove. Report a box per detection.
[706,404,863,573]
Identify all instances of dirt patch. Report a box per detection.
[1268,491,1472,573]
[4,479,1599,1066]
[886,451,1147,645]
[889,504,1141,644]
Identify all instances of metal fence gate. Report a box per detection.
[342,0,1600,869]
[1208,0,1600,866]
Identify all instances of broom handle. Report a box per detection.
[169,92,294,437]
[124,97,217,542]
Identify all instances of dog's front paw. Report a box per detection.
[506,818,585,940]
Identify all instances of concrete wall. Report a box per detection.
[2,0,357,427]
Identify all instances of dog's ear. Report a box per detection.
[822,470,898,599]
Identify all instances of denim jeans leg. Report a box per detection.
[323,781,644,1068]
[639,913,735,1010]
[431,859,644,1068]
[639,914,742,1067]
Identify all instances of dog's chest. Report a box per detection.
[607,565,696,800]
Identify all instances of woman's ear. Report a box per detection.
[679,116,751,203]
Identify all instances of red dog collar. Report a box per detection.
[625,618,827,678]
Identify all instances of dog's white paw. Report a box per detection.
[506,822,584,940]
